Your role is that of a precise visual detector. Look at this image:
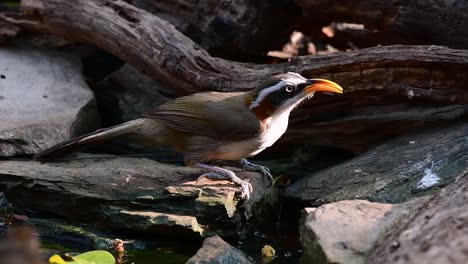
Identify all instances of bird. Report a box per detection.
[34,72,343,199]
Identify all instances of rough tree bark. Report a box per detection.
[296,0,468,49]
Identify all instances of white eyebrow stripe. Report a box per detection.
[283,72,307,85]
[249,80,285,109]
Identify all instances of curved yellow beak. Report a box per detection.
[304,79,343,94]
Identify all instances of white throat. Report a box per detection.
[257,110,291,150]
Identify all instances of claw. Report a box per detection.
[193,163,253,200]
[240,181,254,200]
[240,159,274,187]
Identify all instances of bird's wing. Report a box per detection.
[143,92,262,140]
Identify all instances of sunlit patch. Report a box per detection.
[322,26,335,37]
[416,165,441,189]
[322,22,365,38]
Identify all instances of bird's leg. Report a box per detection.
[239,159,273,186]
[193,163,253,200]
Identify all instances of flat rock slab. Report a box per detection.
[286,122,468,205]
[186,235,254,264]
[0,41,99,156]
[300,199,426,264]
[0,154,275,238]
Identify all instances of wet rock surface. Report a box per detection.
[0,42,99,157]
[0,154,276,238]
[186,235,254,264]
[30,217,155,251]
[300,199,426,264]
[286,122,468,205]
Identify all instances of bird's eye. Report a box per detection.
[285,85,294,93]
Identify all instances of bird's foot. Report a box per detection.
[240,159,273,187]
[194,163,253,200]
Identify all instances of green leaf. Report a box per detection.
[74,251,115,264]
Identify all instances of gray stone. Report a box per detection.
[186,235,254,264]
[286,123,468,205]
[0,154,276,238]
[300,199,426,264]
[0,42,99,156]
[369,169,468,264]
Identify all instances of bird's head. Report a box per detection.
[248,72,343,121]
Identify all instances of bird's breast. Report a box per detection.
[213,112,289,160]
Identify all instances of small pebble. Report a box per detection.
[261,245,275,258]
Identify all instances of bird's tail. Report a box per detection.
[33,118,156,162]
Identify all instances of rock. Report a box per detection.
[299,199,426,264]
[285,122,468,205]
[94,64,175,126]
[0,154,276,238]
[0,41,100,157]
[186,235,254,264]
[369,169,468,264]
